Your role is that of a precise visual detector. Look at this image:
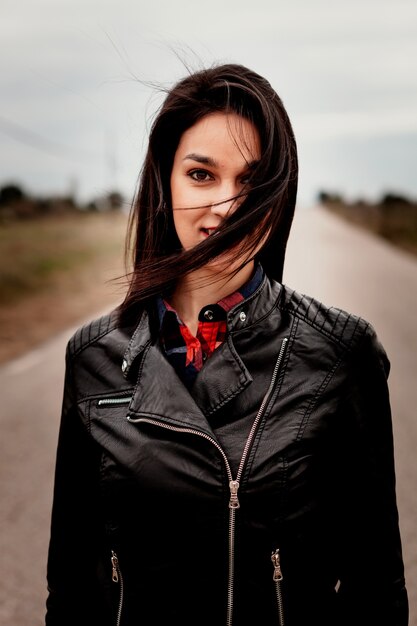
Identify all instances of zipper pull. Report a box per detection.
[229,480,240,509]
[111,551,119,583]
[271,549,283,581]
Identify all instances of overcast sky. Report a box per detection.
[1,0,416,207]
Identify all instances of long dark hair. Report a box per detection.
[118,63,298,324]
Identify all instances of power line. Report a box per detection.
[0,114,99,161]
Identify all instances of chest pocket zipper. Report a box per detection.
[111,551,124,626]
[271,549,285,626]
[97,397,132,407]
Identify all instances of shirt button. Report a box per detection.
[239,311,247,322]
[204,309,214,321]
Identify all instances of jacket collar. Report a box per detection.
[121,275,283,429]
[121,308,152,378]
[121,273,281,377]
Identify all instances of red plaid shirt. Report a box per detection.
[157,265,263,388]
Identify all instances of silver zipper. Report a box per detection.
[127,415,237,622]
[111,550,124,626]
[271,549,285,626]
[127,337,288,626]
[97,397,132,406]
[225,337,288,625]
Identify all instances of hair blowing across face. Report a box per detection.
[118,63,298,325]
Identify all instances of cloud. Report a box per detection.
[294,106,417,141]
[1,0,416,203]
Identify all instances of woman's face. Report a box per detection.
[170,111,261,264]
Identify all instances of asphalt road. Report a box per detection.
[0,204,416,625]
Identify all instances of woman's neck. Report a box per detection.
[169,261,255,337]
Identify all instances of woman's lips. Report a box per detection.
[201,227,218,237]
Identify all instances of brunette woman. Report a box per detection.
[45,63,408,626]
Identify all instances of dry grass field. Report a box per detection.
[0,211,129,364]
[320,197,417,257]
[2,199,416,366]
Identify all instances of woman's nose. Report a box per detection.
[210,185,241,218]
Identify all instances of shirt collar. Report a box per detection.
[156,263,264,328]
[122,268,282,380]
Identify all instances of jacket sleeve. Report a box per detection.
[45,345,111,626]
[336,326,408,625]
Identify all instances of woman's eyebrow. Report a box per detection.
[183,153,260,170]
[183,153,217,167]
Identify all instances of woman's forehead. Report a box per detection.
[176,112,261,164]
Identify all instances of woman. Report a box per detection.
[45,64,408,625]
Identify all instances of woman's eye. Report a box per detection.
[240,173,252,186]
[189,169,212,182]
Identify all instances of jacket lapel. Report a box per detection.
[123,276,282,429]
[190,337,253,417]
[127,342,213,434]
[126,334,252,432]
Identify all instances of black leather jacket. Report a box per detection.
[46,275,408,626]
